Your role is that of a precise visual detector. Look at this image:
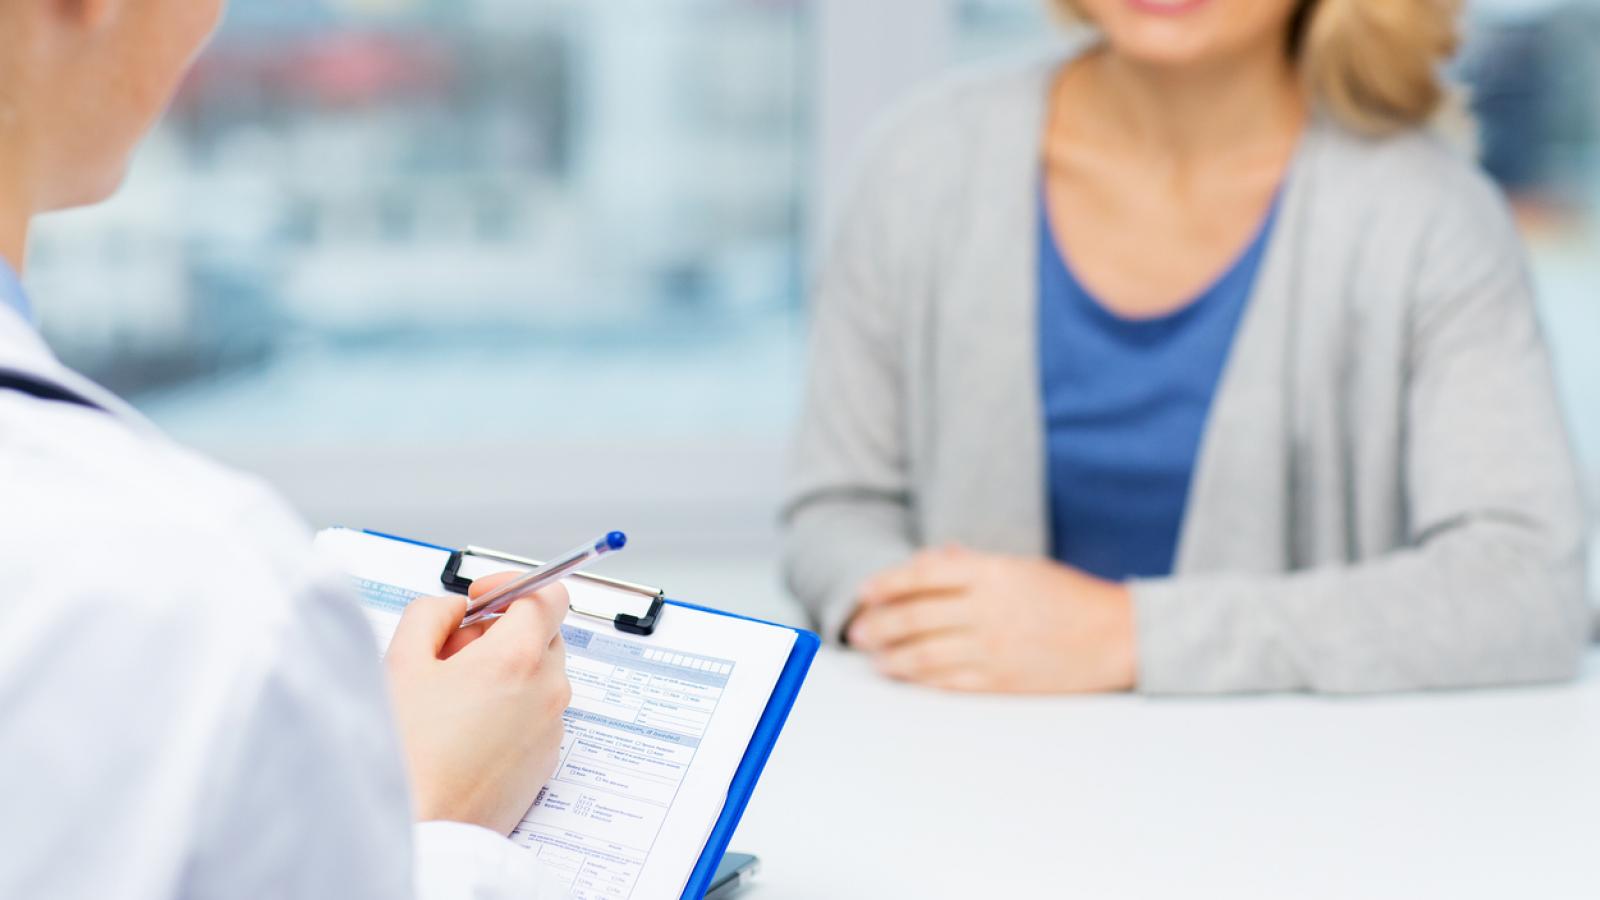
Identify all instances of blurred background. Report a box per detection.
[28,0,1600,622]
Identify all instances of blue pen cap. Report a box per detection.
[601,531,627,552]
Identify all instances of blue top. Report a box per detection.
[1037,192,1277,580]
[0,259,31,323]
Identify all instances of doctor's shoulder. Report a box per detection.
[0,393,342,644]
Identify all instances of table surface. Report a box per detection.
[729,648,1600,900]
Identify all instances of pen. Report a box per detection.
[460,531,627,628]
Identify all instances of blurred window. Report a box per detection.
[30,0,809,560]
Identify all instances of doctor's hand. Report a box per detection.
[845,547,1137,694]
[385,573,573,836]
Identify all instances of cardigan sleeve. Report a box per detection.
[780,131,926,643]
[1132,165,1592,694]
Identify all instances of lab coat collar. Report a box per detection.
[0,301,159,430]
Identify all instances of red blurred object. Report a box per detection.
[176,32,458,111]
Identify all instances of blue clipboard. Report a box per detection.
[672,597,818,899]
[354,530,819,900]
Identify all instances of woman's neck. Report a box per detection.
[1072,40,1306,172]
[0,144,32,275]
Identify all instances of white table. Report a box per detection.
[730,649,1600,899]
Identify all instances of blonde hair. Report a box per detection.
[1052,0,1462,135]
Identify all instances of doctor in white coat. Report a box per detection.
[0,1,575,897]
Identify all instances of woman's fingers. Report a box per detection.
[921,668,990,693]
[857,552,977,608]
[871,633,983,682]
[848,596,970,650]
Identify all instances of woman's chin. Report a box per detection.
[1099,26,1259,73]
[1105,42,1226,73]
[1086,0,1294,72]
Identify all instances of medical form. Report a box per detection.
[318,529,797,900]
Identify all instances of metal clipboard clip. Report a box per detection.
[439,545,665,636]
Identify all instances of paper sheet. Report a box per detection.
[316,529,796,900]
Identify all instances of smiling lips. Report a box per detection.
[1126,0,1214,14]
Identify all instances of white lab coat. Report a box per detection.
[0,304,566,899]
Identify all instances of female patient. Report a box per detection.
[783,0,1590,694]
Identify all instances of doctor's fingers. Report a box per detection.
[426,573,531,659]
[467,590,570,669]
[458,600,572,722]
[438,619,492,660]
[475,581,569,642]
[388,594,470,665]
[467,570,524,600]
[462,574,568,645]
[847,596,970,650]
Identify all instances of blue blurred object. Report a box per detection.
[1456,4,1600,206]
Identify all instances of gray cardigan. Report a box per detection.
[780,56,1592,694]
